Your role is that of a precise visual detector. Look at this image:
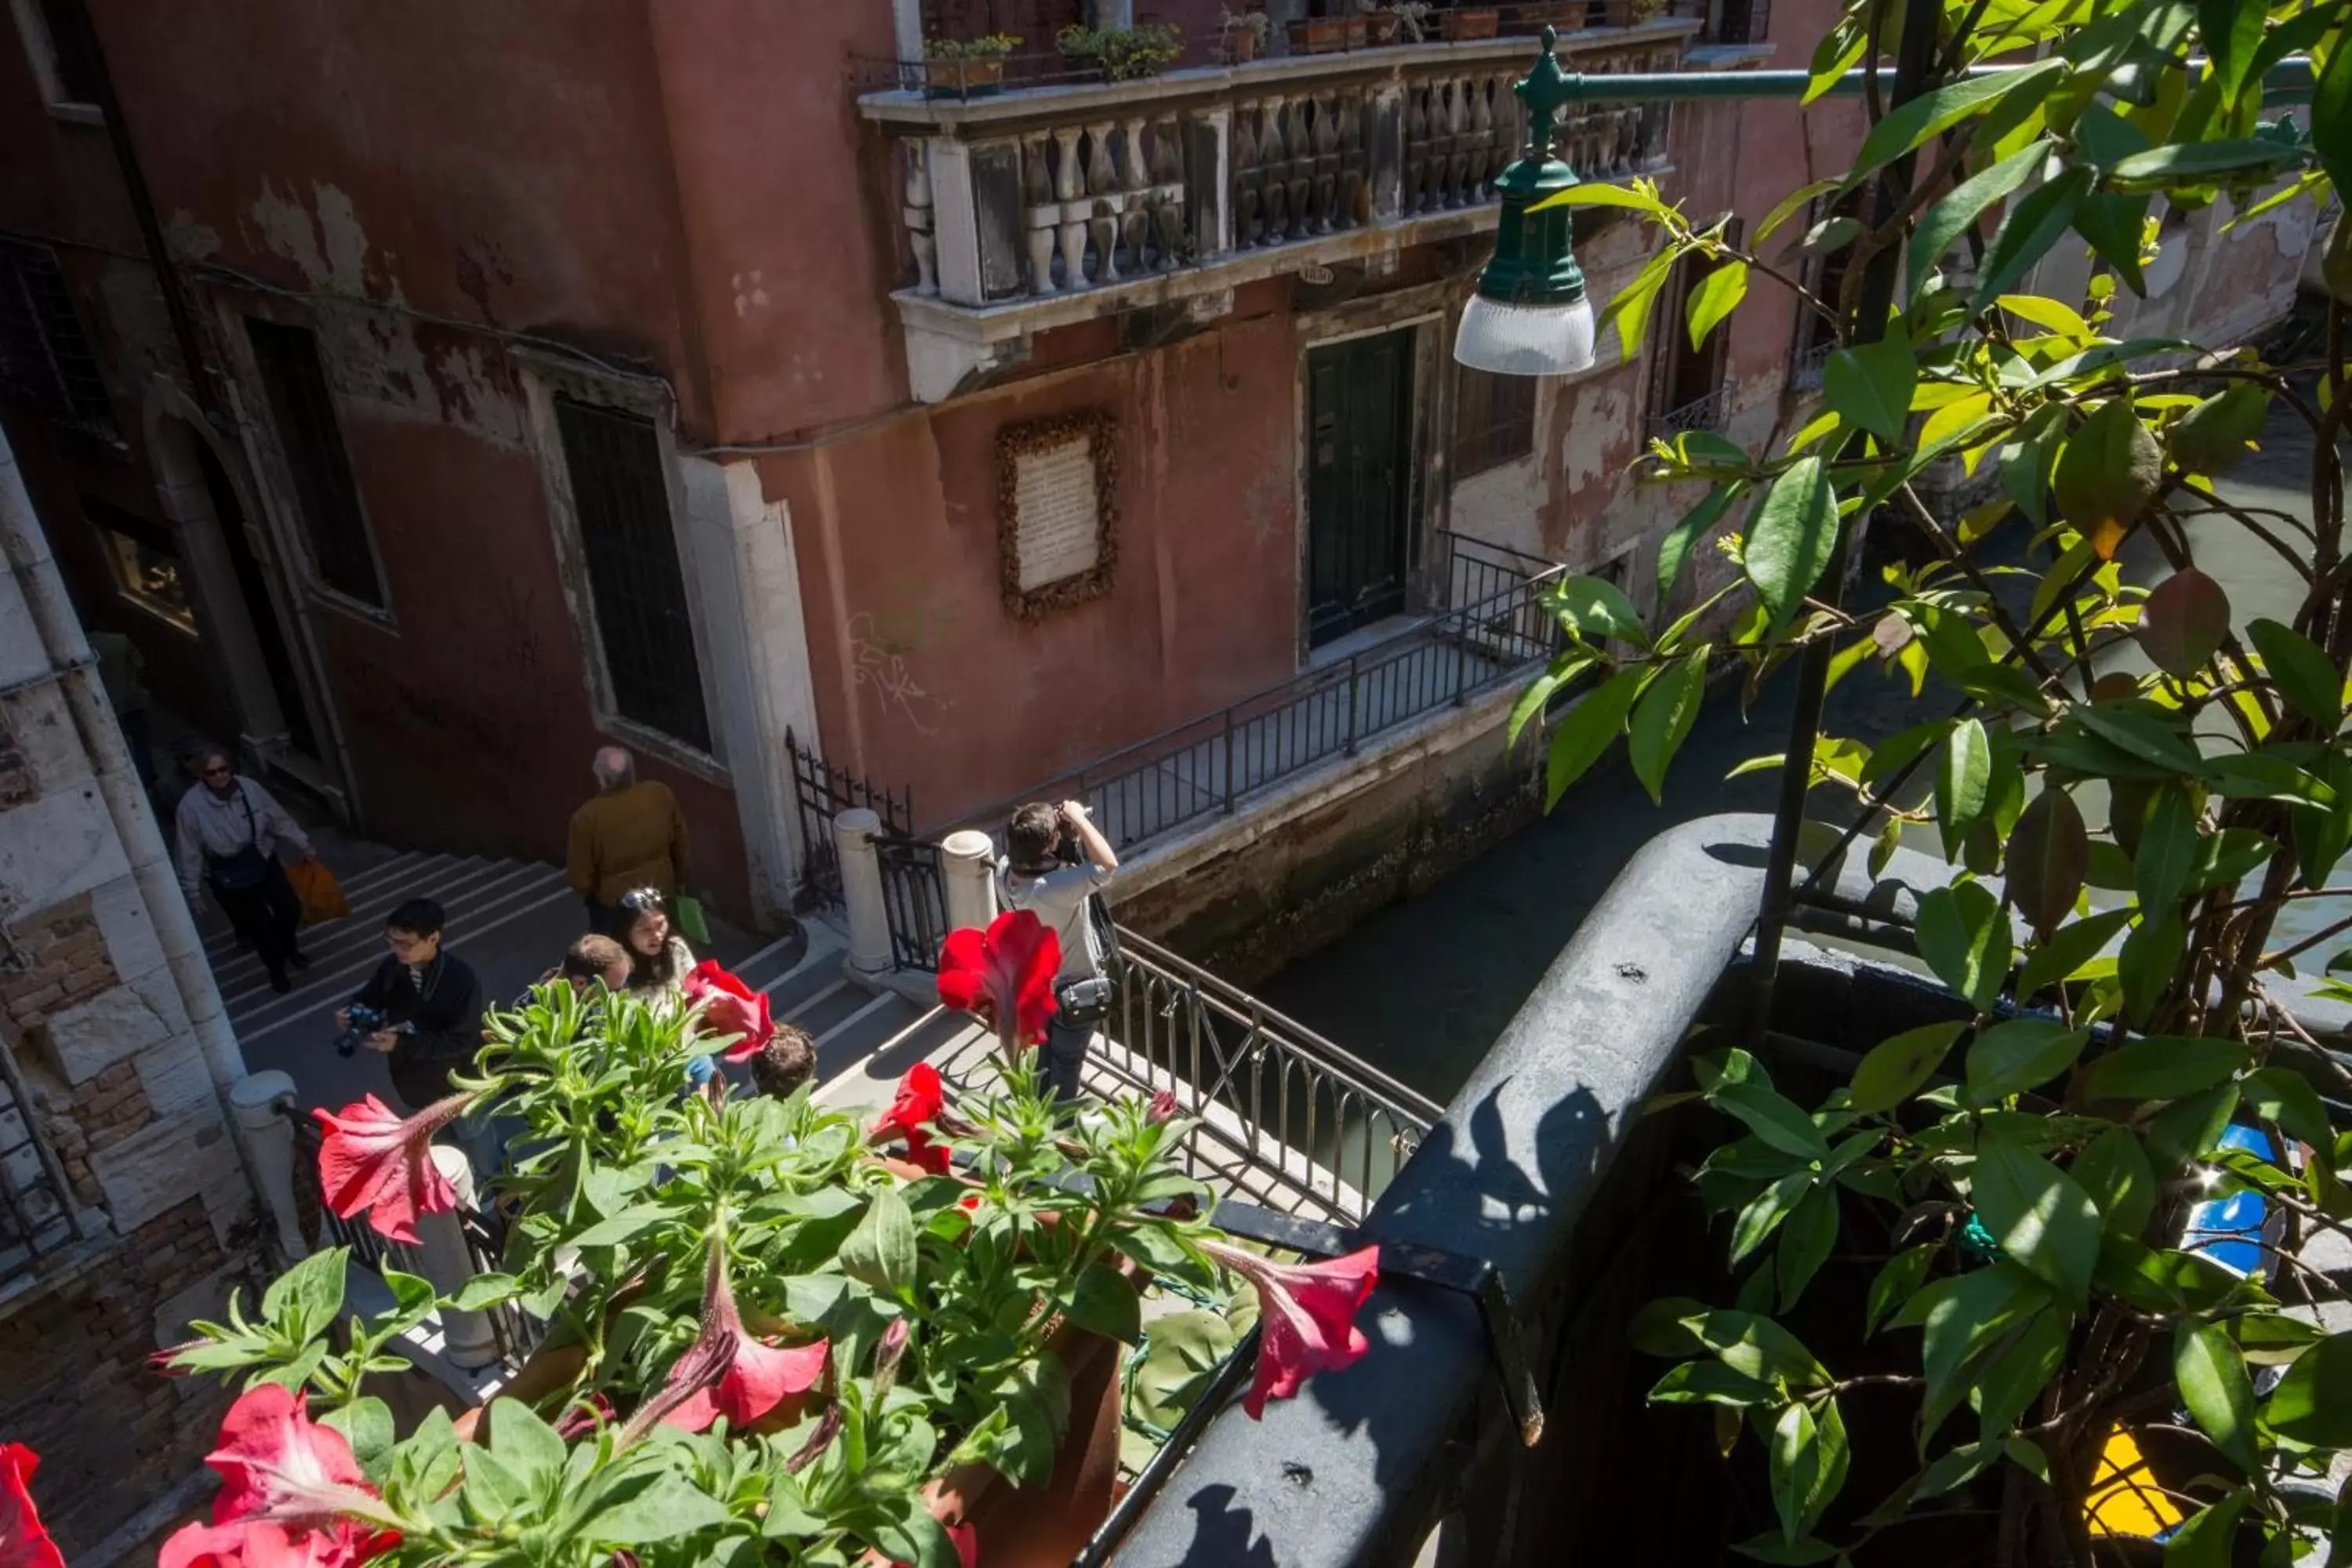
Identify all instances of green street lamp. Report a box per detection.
[1453,27,1597,378]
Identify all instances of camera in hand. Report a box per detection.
[335,1003,387,1058]
[1052,808,1083,866]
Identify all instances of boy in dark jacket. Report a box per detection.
[339,898,485,1112]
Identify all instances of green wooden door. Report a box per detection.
[1305,328,1414,648]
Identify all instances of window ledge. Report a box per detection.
[45,100,103,126]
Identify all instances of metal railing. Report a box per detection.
[875,829,949,972]
[1789,339,1834,392]
[939,532,1566,857]
[1102,927,1442,1225]
[1649,386,1727,440]
[786,728,914,912]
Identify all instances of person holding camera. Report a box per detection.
[999,800,1119,1105]
[337,899,484,1113]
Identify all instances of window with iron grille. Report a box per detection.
[554,397,712,753]
[1712,0,1771,45]
[247,318,386,609]
[0,238,113,430]
[1452,365,1537,480]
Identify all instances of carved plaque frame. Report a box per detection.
[996,409,1120,624]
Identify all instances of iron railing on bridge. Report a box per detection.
[785,728,913,912]
[874,829,949,973]
[1099,927,1441,1224]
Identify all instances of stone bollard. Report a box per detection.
[228,1071,308,1263]
[835,808,893,978]
[939,829,998,937]
[410,1145,501,1370]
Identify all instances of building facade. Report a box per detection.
[0,0,2321,961]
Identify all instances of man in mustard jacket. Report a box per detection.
[567,746,688,934]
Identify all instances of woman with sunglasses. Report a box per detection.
[618,887,695,995]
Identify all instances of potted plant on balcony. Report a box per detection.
[1289,9,1370,53]
[1506,2,2352,1556]
[1057,21,1187,81]
[920,33,1021,99]
[1368,2,1434,43]
[1441,2,1502,38]
[146,919,1383,1568]
[1219,3,1270,63]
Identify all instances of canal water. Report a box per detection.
[1258,395,2331,1106]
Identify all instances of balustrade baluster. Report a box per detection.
[1283,96,1314,242]
[1152,113,1186,268]
[1052,125,1087,289]
[1443,78,1472,206]
[1336,89,1366,229]
[1466,74,1494,203]
[1120,117,1152,267]
[1259,96,1290,242]
[1232,100,1262,249]
[1402,83,1428,214]
[1083,120,1120,283]
[1019,131,1057,295]
[1310,89,1340,234]
[902,140,936,296]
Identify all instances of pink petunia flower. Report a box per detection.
[0,1444,65,1568]
[937,911,1059,1049]
[869,1062,953,1175]
[311,1092,477,1245]
[626,1236,829,1439]
[682,961,775,1064]
[157,1386,398,1568]
[1198,1238,1381,1419]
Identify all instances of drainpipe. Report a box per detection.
[0,431,251,1105]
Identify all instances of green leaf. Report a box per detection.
[2006,787,2088,938]
[1907,139,2052,298]
[840,1189,920,1298]
[2118,909,2186,1027]
[487,1397,568,1490]
[2147,1082,2241,1171]
[1965,1019,2089,1105]
[1776,1185,1840,1310]
[1848,61,2064,190]
[1733,1171,1815,1266]
[1527,180,1675,216]
[2074,1035,2246,1103]
[1730,1533,1841,1565]
[1686,1308,1832,1392]
[1769,1403,1817,1543]
[2242,1065,2334,1149]
[2072,1126,2157,1238]
[1915,1439,1997,1498]
[1915,880,2013,1013]
[1851,1022,1966,1115]
[1865,1243,1936,1337]
[1974,1308,2066,1439]
[1936,718,1994,858]
[260,1247,347,1345]
[1823,336,1918,443]
[1688,260,1750,349]
[1552,573,1650,645]
[1713,1080,1833,1162]
[2162,1492,2249,1568]
[319,1397,396,1479]
[2200,0,2264,110]
[1759,178,1841,243]
[588,1473,735,1545]
[1505,652,1592,752]
[1650,1359,1777,1406]
[2139,568,2231,678]
[1972,165,2094,312]
[565,1204,680,1251]
[1630,648,1709,805]
[2134,787,2201,917]
[1065,1261,1143,1346]
[1130,1308,1239,1428]
[2072,705,2206,775]
[1900,1262,2049,1431]
[2107,138,2301,191]
[1656,488,1735,613]
[2019,906,2133,998]
[2174,1322,2257,1473]
[448,1274,523,1313]
[1546,670,1642,809]
[1601,245,1681,364]
[1744,456,1838,630]
[2269,1331,2352,1447]
[2052,397,2163,550]
[1805,15,1867,104]
[1972,1126,2102,1311]
[2246,617,2343,732]
[2168,385,2268,477]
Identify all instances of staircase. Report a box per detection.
[201,849,924,1112]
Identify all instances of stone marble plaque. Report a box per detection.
[996,410,1119,622]
[1013,437,1102,591]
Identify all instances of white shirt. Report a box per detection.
[175,778,309,898]
[999,861,1113,983]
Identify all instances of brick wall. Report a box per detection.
[1,891,121,1036]
[0,1196,268,1558]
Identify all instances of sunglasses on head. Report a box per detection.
[619,887,664,913]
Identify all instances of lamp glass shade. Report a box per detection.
[1452,291,1597,377]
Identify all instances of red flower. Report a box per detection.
[1199,1239,1381,1419]
[869,1062,953,1175]
[626,1236,829,1439]
[311,1092,475,1245]
[958,1192,982,1212]
[158,1386,397,1568]
[937,911,1059,1047]
[683,961,775,1064]
[1146,1088,1179,1124]
[1,1444,64,1568]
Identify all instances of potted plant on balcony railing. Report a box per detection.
[1219,3,1270,63]
[1502,0,2352,1558]
[145,916,1381,1567]
[1367,2,1435,44]
[920,33,1021,99]
[1057,21,1187,82]
[1290,9,1370,53]
[1440,2,1502,38]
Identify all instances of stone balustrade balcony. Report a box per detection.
[857,19,1709,401]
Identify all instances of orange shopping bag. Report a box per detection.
[287,858,350,925]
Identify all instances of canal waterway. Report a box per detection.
[1259,391,2331,1106]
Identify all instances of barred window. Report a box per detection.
[554,397,712,753]
[1452,365,1537,480]
[0,239,112,430]
[247,318,386,609]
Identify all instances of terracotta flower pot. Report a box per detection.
[1288,15,1350,53]
[1223,26,1261,63]
[929,1328,1127,1568]
[1367,12,1403,43]
[922,56,1007,98]
[1443,6,1501,38]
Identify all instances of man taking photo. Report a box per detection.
[998,799,1118,1104]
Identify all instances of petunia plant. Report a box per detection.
[1512,0,2352,1559]
[156,917,1381,1566]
